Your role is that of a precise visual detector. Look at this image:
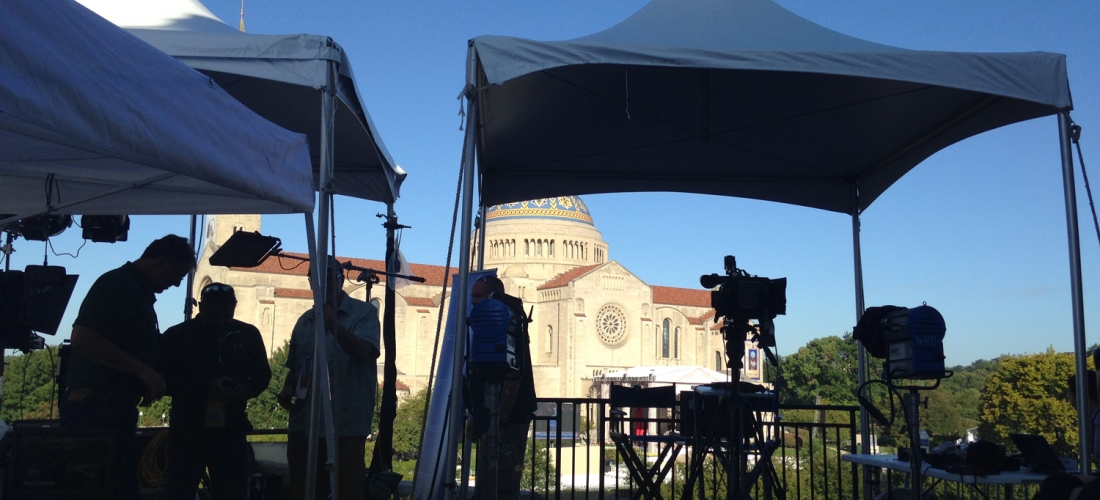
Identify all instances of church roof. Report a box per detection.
[404,296,435,307]
[486,196,593,226]
[652,286,711,308]
[234,252,451,287]
[274,288,312,299]
[537,264,602,290]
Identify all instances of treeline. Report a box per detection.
[2,336,1092,458]
[0,343,428,475]
[776,333,1094,454]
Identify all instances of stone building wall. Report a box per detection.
[193,197,760,399]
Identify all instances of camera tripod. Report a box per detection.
[680,382,785,500]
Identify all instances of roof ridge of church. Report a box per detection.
[536,263,603,290]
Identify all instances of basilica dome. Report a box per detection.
[485,196,593,226]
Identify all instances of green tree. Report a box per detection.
[978,348,1077,455]
[1,346,63,422]
[392,389,428,458]
[779,334,859,406]
[247,341,291,433]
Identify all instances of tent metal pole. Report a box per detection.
[305,60,341,500]
[184,215,197,320]
[445,99,479,500]
[1059,111,1090,473]
[852,188,872,500]
[476,204,487,271]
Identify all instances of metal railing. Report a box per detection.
[517,397,861,500]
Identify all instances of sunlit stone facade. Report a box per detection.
[194,197,764,399]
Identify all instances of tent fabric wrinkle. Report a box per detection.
[1,0,314,217]
[79,0,406,204]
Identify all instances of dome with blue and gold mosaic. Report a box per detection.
[485,196,593,226]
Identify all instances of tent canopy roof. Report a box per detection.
[0,0,314,217]
[469,0,1071,214]
[81,0,407,204]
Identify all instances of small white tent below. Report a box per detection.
[593,366,734,395]
[0,0,314,218]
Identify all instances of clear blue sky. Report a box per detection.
[8,0,1099,366]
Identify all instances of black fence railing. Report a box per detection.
[516,397,861,500]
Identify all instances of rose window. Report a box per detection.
[596,304,628,346]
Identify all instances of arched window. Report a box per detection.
[546,325,553,353]
[662,319,671,358]
[715,351,723,371]
[199,276,213,293]
[536,239,542,256]
[525,239,530,256]
[549,240,554,257]
[674,327,680,358]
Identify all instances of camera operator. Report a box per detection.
[161,283,271,500]
[466,276,537,500]
[61,234,195,500]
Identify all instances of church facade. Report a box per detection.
[194,196,764,399]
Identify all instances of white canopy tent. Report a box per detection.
[428,1,1082,499]
[77,2,410,496]
[78,0,406,204]
[0,0,314,218]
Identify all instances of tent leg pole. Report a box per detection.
[1059,112,1090,474]
[476,204,487,271]
[852,191,872,500]
[304,213,340,500]
[305,60,341,500]
[445,99,479,500]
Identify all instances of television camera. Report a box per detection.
[700,255,786,371]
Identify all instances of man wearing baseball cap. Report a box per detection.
[161,282,272,500]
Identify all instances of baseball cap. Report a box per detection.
[200,282,236,304]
